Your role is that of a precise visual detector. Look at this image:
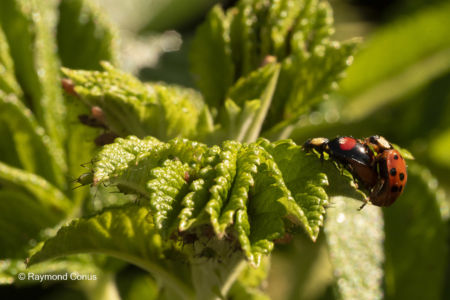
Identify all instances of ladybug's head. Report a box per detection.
[303,137,329,154]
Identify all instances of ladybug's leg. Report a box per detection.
[319,150,325,162]
[371,178,384,196]
[358,198,369,210]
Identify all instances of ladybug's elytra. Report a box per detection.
[303,135,408,208]
[369,149,407,207]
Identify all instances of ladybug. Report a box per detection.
[303,136,377,190]
[368,149,407,207]
[304,135,408,208]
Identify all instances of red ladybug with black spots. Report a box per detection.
[369,148,407,207]
[303,135,407,207]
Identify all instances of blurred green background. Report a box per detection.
[1,0,449,299]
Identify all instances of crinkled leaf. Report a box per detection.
[62,62,202,140]
[325,197,384,300]
[258,139,329,240]
[190,5,234,108]
[57,0,117,70]
[259,0,304,59]
[278,40,357,120]
[93,136,207,191]
[384,162,448,300]
[0,0,67,150]
[191,0,358,131]
[148,159,191,237]
[88,136,363,265]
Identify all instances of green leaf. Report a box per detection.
[383,162,448,300]
[28,205,162,264]
[228,256,270,300]
[278,40,358,120]
[227,62,279,107]
[0,162,72,214]
[62,62,202,140]
[90,136,352,265]
[28,205,194,299]
[0,26,21,95]
[190,4,234,109]
[259,0,304,59]
[221,98,261,142]
[93,136,207,191]
[216,62,280,143]
[0,0,67,150]
[57,0,118,70]
[190,0,358,132]
[0,91,66,188]
[228,0,259,78]
[324,197,384,300]
[148,159,191,236]
[0,163,71,258]
[258,139,329,240]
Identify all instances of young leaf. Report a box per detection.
[0,91,66,188]
[0,163,71,258]
[0,26,21,95]
[0,162,72,214]
[62,62,202,140]
[0,0,67,150]
[190,0,358,132]
[190,5,234,109]
[57,0,118,70]
[223,62,281,143]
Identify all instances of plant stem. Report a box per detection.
[191,251,247,300]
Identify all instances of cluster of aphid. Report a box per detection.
[303,136,408,208]
[62,78,118,146]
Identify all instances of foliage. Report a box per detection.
[0,0,449,300]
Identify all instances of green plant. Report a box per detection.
[0,0,449,299]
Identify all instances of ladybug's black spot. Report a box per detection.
[390,168,397,176]
[394,154,399,160]
[399,173,405,181]
[398,185,403,192]
[391,185,399,193]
